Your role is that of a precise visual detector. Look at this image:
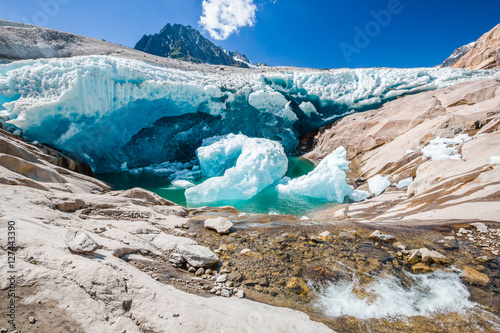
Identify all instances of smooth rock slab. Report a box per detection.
[65,230,98,253]
[204,217,233,234]
[178,244,219,268]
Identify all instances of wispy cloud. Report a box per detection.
[199,0,257,40]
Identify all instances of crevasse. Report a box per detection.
[1,55,499,172]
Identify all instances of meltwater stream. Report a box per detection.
[97,156,337,216]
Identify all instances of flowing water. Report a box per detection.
[97,156,337,216]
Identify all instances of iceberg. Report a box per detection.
[1,55,499,172]
[368,175,391,195]
[277,147,357,203]
[185,134,288,204]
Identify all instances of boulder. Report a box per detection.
[65,230,98,253]
[177,245,219,268]
[56,199,87,212]
[369,230,396,243]
[462,265,490,285]
[169,253,186,266]
[470,222,488,233]
[204,217,233,234]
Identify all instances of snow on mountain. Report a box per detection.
[185,134,288,204]
[1,55,499,172]
[134,23,252,68]
[438,42,476,68]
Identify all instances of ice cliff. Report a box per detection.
[1,55,499,172]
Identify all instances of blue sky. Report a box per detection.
[0,0,499,68]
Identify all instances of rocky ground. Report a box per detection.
[0,129,333,332]
[0,91,499,332]
[302,79,500,224]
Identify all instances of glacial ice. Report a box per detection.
[421,134,471,161]
[185,134,288,204]
[368,175,391,195]
[1,56,499,172]
[277,147,363,203]
[171,180,195,189]
[395,177,413,189]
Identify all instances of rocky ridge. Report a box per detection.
[451,23,500,69]
[304,79,500,224]
[134,23,251,68]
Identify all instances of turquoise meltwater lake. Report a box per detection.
[96,157,338,216]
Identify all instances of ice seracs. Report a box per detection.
[1,56,500,172]
[185,134,288,204]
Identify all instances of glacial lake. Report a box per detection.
[96,156,339,216]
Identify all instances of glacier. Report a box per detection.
[185,134,288,204]
[1,55,500,172]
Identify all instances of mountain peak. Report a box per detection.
[440,23,500,69]
[135,23,252,68]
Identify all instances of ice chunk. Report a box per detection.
[349,190,371,201]
[421,134,470,161]
[248,90,297,122]
[490,156,500,165]
[299,102,319,116]
[395,177,413,189]
[429,134,470,145]
[171,180,195,189]
[406,149,415,155]
[276,147,354,203]
[185,134,288,204]
[368,175,391,196]
[422,143,460,161]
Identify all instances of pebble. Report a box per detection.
[173,314,180,318]
[217,274,228,283]
[235,290,245,298]
[221,289,231,297]
[188,267,197,273]
[240,249,252,254]
[29,316,36,324]
[195,268,205,276]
